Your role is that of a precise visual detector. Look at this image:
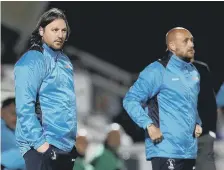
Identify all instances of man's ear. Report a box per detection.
[39,27,44,36]
[169,41,176,52]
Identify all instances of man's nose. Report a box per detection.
[190,41,194,48]
[58,30,63,38]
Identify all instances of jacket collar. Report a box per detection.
[170,53,192,69]
[43,43,62,60]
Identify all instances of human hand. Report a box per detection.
[37,142,50,153]
[195,124,203,138]
[147,124,163,144]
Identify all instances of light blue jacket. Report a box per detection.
[14,43,77,156]
[123,54,201,160]
[216,82,224,108]
[1,119,26,170]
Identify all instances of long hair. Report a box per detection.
[29,8,70,48]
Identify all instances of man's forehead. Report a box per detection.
[47,19,66,28]
[175,30,193,39]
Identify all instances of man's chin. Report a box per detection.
[187,51,195,59]
[52,45,63,50]
[185,54,194,59]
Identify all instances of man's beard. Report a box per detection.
[176,51,193,63]
[176,50,194,59]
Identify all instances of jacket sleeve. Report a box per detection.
[123,62,164,129]
[1,149,26,170]
[216,83,224,108]
[196,69,202,126]
[14,50,47,150]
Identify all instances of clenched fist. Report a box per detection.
[147,124,164,144]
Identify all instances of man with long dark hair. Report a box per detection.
[14,8,77,170]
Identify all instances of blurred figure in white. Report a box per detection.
[90,123,127,170]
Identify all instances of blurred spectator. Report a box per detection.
[90,123,126,170]
[1,24,20,64]
[216,82,224,109]
[193,61,217,170]
[1,97,26,170]
[216,82,224,140]
[73,129,94,170]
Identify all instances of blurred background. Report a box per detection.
[1,1,224,170]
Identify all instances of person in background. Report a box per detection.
[14,8,77,170]
[73,129,94,170]
[192,60,217,170]
[90,123,126,170]
[216,82,224,140]
[123,27,202,170]
[1,97,26,170]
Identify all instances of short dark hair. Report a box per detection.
[2,97,15,109]
[30,8,70,48]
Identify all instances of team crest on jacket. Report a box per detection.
[167,159,175,170]
[65,64,72,69]
[192,76,199,81]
